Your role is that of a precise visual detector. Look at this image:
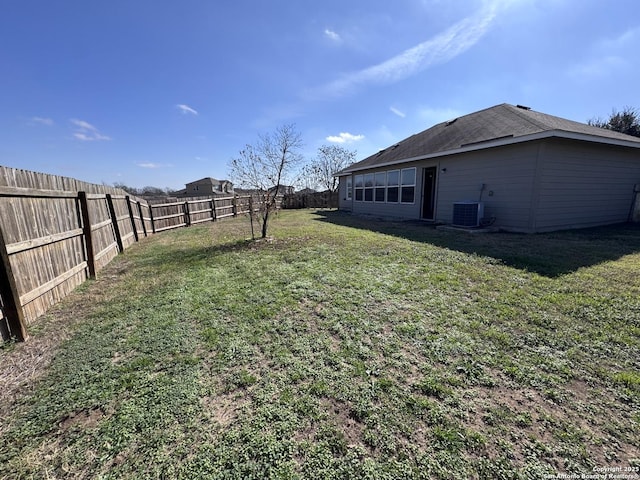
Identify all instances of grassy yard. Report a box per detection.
[1,209,639,479]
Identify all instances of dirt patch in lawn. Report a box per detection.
[202,391,249,428]
[59,407,105,431]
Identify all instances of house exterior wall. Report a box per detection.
[338,138,640,232]
[185,179,233,195]
[185,179,214,195]
[435,142,540,232]
[339,142,540,231]
[338,179,352,211]
[532,138,640,231]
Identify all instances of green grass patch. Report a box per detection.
[1,210,639,478]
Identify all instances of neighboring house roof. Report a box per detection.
[186,177,232,186]
[337,103,640,175]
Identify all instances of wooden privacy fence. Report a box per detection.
[0,167,274,342]
[282,191,338,209]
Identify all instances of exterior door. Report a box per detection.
[421,167,437,220]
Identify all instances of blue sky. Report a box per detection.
[1,0,638,190]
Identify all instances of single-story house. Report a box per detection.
[175,177,234,197]
[335,103,640,232]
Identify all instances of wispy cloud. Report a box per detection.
[599,26,640,50]
[307,2,499,99]
[324,28,341,43]
[568,56,627,78]
[567,26,638,79]
[70,119,111,141]
[29,116,54,126]
[326,132,365,144]
[136,162,172,169]
[176,104,198,115]
[390,107,406,118]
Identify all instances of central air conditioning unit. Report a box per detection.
[452,201,484,227]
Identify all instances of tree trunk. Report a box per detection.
[261,209,269,238]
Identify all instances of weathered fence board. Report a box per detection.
[214,195,235,219]
[0,188,88,332]
[0,165,283,342]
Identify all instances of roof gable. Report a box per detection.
[338,104,640,174]
[186,177,232,186]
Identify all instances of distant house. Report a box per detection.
[296,188,318,195]
[276,185,295,196]
[335,103,640,233]
[176,177,234,197]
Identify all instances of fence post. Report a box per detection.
[137,201,147,237]
[149,204,156,234]
[0,224,27,342]
[184,201,191,227]
[232,196,237,217]
[125,196,139,242]
[106,194,124,252]
[211,198,216,222]
[78,191,97,279]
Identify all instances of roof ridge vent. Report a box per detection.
[516,104,531,110]
[445,118,458,126]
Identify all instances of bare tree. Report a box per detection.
[230,124,304,239]
[588,106,640,137]
[303,145,357,192]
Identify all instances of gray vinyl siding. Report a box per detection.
[435,143,540,231]
[533,139,640,231]
[338,138,640,232]
[338,176,352,211]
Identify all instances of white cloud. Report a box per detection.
[136,162,162,169]
[29,116,54,126]
[308,2,499,99]
[176,104,198,115]
[324,28,341,42]
[70,119,111,141]
[390,107,406,118]
[326,132,365,143]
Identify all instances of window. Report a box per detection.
[364,173,374,202]
[374,172,386,202]
[386,170,399,203]
[400,168,416,203]
[346,176,352,200]
[353,167,415,203]
[354,174,363,201]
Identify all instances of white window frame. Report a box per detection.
[364,173,374,202]
[374,172,386,202]
[354,174,364,202]
[400,167,416,204]
[386,169,400,203]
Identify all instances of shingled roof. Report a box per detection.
[337,103,640,174]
